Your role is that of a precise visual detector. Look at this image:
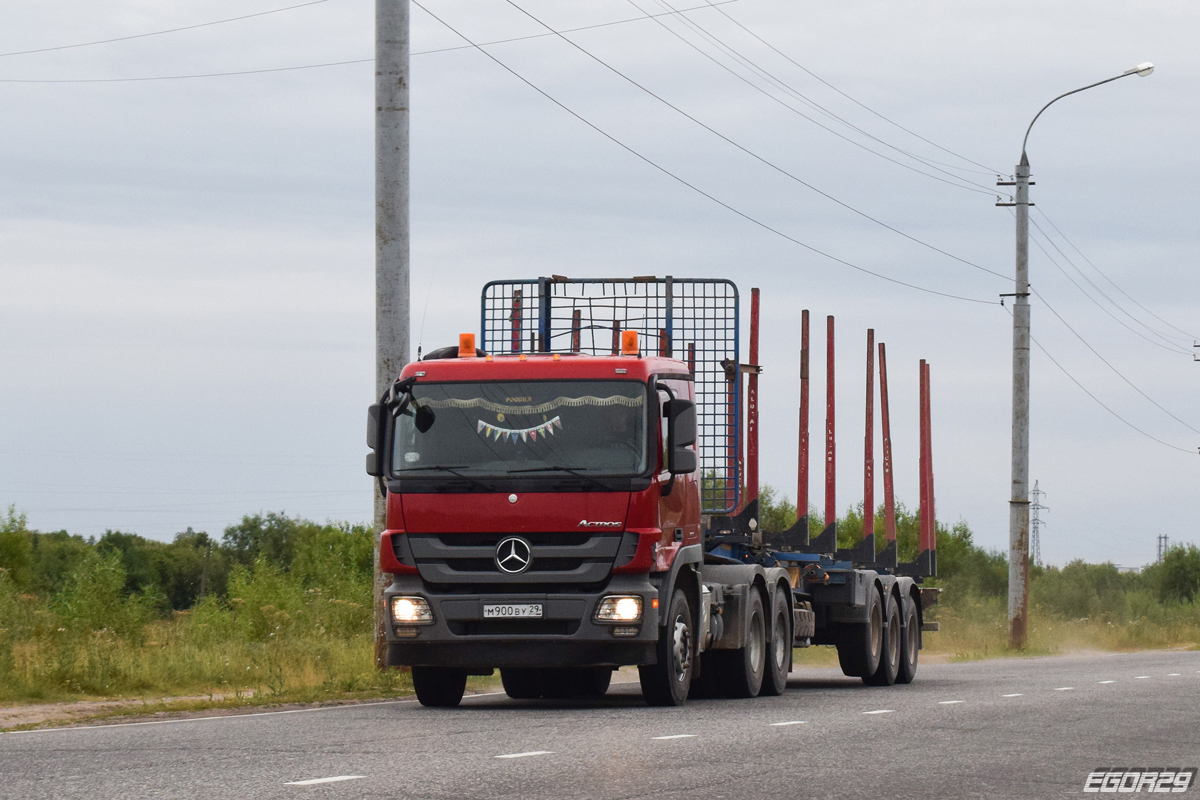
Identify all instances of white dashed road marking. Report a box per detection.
[285,776,365,786]
[937,700,964,705]
[1099,680,1115,684]
[770,721,807,727]
[1135,676,1150,680]
[1002,693,1023,698]
[651,735,697,740]
[862,710,895,715]
[495,751,553,759]
[1054,687,1074,691]
[1168,673,1181,677]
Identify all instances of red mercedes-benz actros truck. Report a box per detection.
[367,277,937,707]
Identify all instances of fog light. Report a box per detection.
[595,596,643,622]
[394,626,419,638]
[612,626,640,637]
[391,596,433,624]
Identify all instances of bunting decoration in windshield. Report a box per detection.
[477,416,562,443]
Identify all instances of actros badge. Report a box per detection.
[494,537,533,574]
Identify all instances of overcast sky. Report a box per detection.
[1,0,1197,567]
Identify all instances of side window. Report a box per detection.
[657,388,670,473]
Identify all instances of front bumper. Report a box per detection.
[383,573,660,669]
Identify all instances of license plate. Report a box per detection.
[483,603,543,619]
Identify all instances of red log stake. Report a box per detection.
[864,329,875,540]
[825,316,836,530]
[798,310,810,524]
[747,288,760,506]
[923,361,935,554]
[878,343,897,542]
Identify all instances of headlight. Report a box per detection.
[391,596,433,624]
[595,595,643,623]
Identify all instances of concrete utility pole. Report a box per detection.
[1001,63,1153,649]
[375,0,410,669]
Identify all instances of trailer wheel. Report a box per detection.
[719,589,766,698]
[639,588,694,706]
[500,668,543,699]
[759,593,790,696]
[412,666,467,707]
[836,587,882,679]
[864,594,900,686]
[896,599,919,684]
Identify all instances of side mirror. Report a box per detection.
[366,403,386,477]
[666,398,697,474]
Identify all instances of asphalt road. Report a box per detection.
[1,650,1197,800]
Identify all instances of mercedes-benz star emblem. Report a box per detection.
[495,537,532,574]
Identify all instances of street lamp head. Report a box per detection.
[1125,62,1155,77]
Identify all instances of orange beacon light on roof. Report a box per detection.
[458,333,476,358]
[621,330,639,356]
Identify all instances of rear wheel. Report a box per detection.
[541,668,582,699]
[500,668,543,699]
[760,593,790,696]
[412,666,467,707]
[896,599,919,684]
[836,587,882,679]
[639,589,694,707]
[720,589,766,698]
[864,593,900,686]
[576,667,613,698]
[688,652,721,699]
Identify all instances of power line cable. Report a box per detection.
[636,0,997,189]
[1035,206,1199,342]
[0,0,332,58]
[411,0,995,305]
[1003,308,1197,455]
[0,57,372,83]
[1032,287,1200,435]
[704,0,1002,176]
[1027,226,1191,356]
[498,0,1008,280]
[0,2,732,83]
[1030,217,1191,350]
[412,0,740,56]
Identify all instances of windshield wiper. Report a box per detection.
[506,465,609,490]
[396,465,486,489]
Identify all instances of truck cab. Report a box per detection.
[370,342,707,703]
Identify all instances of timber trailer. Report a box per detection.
[366,277,939,707]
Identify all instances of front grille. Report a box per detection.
[403,530,634,588]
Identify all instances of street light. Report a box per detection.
[1002,63,1154,649]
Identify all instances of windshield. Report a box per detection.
[391,380,649,477]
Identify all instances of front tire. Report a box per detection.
[412,666,467,707]
[639,589,694,707]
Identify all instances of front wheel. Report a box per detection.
[639,589,694,707]
[412,666,467,708]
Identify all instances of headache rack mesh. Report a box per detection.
[480,276,740,514]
